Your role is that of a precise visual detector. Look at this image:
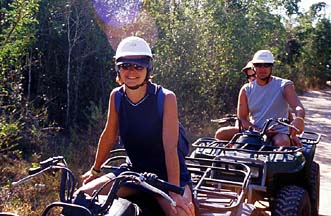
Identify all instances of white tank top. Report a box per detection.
[244,76,293,133]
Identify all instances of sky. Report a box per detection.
[299,0,331,18]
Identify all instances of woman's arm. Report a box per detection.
[162,91,194,215]
[162,91,180,186]
[93,90,119,170]
[82,90,119,184]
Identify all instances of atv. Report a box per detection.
[189,117,321,216]
[2,148,254,216]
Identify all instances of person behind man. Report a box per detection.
[76,36,195,216]
[237,50,305,147]
[215,61,256,140]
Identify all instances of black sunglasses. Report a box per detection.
[118,63,145,71]
[254,63,273,68]
[246,73,256,79]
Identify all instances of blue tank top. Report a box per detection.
[117,82,190,185]
[244,76,293,133]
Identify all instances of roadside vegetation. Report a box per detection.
[0,0,330,214]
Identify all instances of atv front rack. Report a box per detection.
[191,136,308,179]
[186,157,253,215]
[298,131,321,145]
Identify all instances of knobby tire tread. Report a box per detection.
[309,161,320,216]
[272,185,311,216]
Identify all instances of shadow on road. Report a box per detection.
[299,87,331,216]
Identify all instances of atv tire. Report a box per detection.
[308,161,320,216]
[272,185,311,216]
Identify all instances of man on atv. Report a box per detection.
[237,50,305,147]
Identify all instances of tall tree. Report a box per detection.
[287,2,331,88]
[0,0,41,153]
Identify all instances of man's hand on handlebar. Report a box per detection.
[290,117,304,136]
[289,117,304,147]
[247,125,261,132]
[290,135,303,147]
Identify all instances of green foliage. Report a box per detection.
[152,1,223,123]
[61,101,106,168]
[1,0,330,214]
[287,2,331,89]
[33,0,115,127]
[0,0,45,157]
[1,0,330,161]
[281,0,301,16]
[151,0,289,127]
[0,117,21,153]
[303,18,331,86]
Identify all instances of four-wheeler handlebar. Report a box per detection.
[8,154,185,216]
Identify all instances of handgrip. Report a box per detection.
[143,173,185,196]
[39,156,64,168]
[27,156,64,176]
[28,167,42,175]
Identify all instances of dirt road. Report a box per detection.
[299,87,331,216]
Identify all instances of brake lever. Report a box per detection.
[276,118,300,132]
[211,119,227,124]
[139,180,177,207]
[12,166,52,186]
[13,157,67,186]
[121,173,178,206]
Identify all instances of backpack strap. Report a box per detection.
[156,84,177,119]
[114,86,124,113]
[156,85,165,119]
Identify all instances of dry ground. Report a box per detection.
[299,87,331,216]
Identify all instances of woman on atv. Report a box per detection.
[76,36,195,216]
